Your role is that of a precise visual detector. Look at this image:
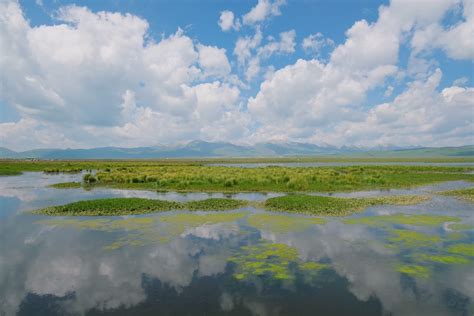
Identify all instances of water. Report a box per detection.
[208,162,474,168]
[1,173,473,315]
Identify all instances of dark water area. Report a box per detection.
[1,173,473,315]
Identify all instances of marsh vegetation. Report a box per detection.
[34,194,430,216]
[34,197,250,216]
[264,194,430,216]
[2,160,473,195]
[439,187,474,202]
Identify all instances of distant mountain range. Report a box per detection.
[0,141,473,159]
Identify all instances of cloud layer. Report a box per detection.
[0,0,472,150]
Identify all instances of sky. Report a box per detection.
[0,0,473,151]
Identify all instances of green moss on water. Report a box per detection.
[396,264,430,278]
[343,214,461,227]
[445,232,468,240]
[228,242,331,281]
[247,213,326,233]
[48,182,82,189]
[37,217,156,232]
[439,187,474,202]
[38,212,247,250]
[388,229,441,248]
[159,212,246,226]
[415,254,470,265]
[300,262,329,271]
[264,195,430,216]
[185,198,248,211]
[448,223,474,231]
[447,244,474,257]
[229,243,297,281]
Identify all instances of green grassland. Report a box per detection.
[1,156,473,175]
[90,165,473,193]
[2,159,473,193]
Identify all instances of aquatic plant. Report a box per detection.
[415,254,470,265]
[38,212,247,250]
[388,229,441,248]
[343,214,461,227]
[228,242,330,281]
[229,243,298,280]
[48,182,82,189]
[43,168,82,174]
[264,194,430,216]
[247,213,326,233]
[439,187,474,202]
[396,264,431,278]
[448,223,474,231]
[447,244,474,257]
[159,212,246,227]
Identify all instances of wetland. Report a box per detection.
[0,159,473,315]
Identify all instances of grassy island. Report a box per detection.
[34,194,429,216]
[33,197,249,216]
[264,194,430,216]
[439,187,474,202]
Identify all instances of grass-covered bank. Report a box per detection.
[439,187,474,202]
[264,194,431,216]
[3,159,473,193]
[90,165,473,193]
[34,198,250,216]
[1,157,473,175]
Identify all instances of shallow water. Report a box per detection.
[208,161,474,168]
[1,173,473,315]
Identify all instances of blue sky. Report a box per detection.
[1,0,473,150]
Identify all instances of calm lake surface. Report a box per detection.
[1,173,473,315]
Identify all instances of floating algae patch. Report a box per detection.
[343,214,461,227]
[415,254,470,265]
[38,212,247,250]
[447,244,474,257]
[185,198,248,211]
[229,243,298,281]
[37,217,163,250]
[264,195,431,216]
[159,212,246,226]
[388,229,441,248]
[448,223,474,231]
[300,261,330,272]
[247,213,326,234]
[439,187,474,202]
[228,242,330,281]
[396,264,431,278]
[38,217,156,231]
[445,232,468,241]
